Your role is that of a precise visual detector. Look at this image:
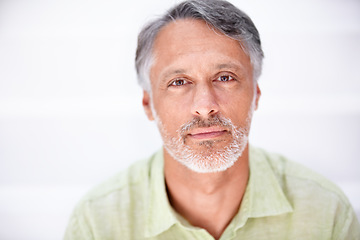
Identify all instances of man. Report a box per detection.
[64,0,360,239]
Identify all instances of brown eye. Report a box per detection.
[170,79,188,86]
[217,75,233,82]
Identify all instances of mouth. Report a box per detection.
[188,127,228,140]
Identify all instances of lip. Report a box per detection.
[188,127,228,140]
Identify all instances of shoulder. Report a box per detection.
[70,150,162,215]
[251,146,360,239]
[64,151,161,239]
[251,146,349,204]
[80,155,154,203]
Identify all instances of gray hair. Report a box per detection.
[135,0,264,92]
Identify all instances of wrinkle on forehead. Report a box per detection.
[150,19,252,84]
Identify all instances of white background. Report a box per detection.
[0,0,359,239]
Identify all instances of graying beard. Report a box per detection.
[152,94,256,173]
[161,116,250,173]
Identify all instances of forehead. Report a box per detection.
[150,19,252,82]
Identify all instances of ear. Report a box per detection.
[142,90,154,121]
[254,84,261,110]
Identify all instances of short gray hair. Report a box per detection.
[135,0,264,92]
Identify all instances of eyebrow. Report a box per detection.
[215,63,245,71]
[160,62,246,81]
[161,69,187,80]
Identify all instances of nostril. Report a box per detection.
[194,109,217,116]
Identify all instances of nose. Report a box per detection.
[191,83,219,118]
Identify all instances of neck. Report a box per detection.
[164,145,250,240]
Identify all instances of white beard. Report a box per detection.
[152,100,255,173]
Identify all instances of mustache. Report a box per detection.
[179,115,234,135]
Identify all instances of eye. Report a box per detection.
[217,75,234,82]
[169,78,189,86]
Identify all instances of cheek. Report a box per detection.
[153,90,191,118]
[217,91,255,120]
[155,104,188,134]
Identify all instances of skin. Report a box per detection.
[142,19,261,240]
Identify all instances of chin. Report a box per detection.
[164,136,248,174]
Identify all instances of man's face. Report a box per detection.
[143,19,260,173]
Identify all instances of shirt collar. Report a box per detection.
[144,146,293,237]
[144,148,178,238]
[229,146,293,232]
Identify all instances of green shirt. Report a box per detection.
[64,146,360,240]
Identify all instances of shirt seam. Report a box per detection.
[284,173,350,207]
